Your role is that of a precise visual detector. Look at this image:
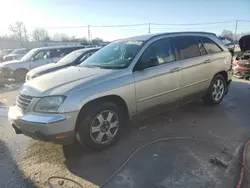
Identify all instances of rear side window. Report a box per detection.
[196,37,207,55]
[51,49,65,58]
[173,36,200,60]
[199,36,222,54]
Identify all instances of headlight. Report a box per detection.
[34,96,66,112]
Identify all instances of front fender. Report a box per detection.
[60,75,136,119]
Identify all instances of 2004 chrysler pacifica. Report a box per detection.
[8,32,232,150]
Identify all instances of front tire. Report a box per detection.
[203,74,226,105]
[76,102,124,150]
[14,69,28,82]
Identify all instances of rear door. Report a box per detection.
[172,36,210,99]
[30,50,51,69]
[198,36,225,79]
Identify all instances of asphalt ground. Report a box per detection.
[0,78,250,188]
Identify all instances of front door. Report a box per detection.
[133,38,182,114]
[30,50,51,69]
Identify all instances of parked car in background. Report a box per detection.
[26,47,100,81]
[8,32,232,150]
[233,35,250,79]
[3,48,30,61]
[0,49,13,62]
[0,45,85,82]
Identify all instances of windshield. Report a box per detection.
[58,50,85,65]
[80,40,143,69]
[20,49,38,61]
[10,49,27,55]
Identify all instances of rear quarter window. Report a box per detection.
[199,36,223,54]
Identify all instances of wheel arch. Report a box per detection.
[75,95,129,131]
[14,68,29,74]
[214,71,228,82]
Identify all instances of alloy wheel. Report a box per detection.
[90,110,119,144]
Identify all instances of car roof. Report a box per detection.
[123,31,216,41]
[32,45,85,51]
[74,47,101,53]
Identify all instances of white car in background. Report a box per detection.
[3,48,30,61]
[0,45,85,82]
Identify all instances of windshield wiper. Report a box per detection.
[83,65,102,68]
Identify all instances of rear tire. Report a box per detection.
[76,102,124,151]
[14,69,28,82]
[203,74,226,105]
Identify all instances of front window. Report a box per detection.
[33,50,50,60]
[21,49,38,61]
[80,40,144,69]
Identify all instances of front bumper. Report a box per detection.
[0,68,13,79]
[8,105,79,145]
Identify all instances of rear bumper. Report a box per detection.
[8,105,79,145]
[233,66,250,77]
[233,70,250,77]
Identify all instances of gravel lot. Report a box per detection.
[0,78,250,188]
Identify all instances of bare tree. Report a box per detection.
[91,37,104,44]
[9,21,28,46]
[32,28,50,42]
[52,33,70,42]
[220,29,234,40]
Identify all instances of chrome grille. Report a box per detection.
[16,94,33,112]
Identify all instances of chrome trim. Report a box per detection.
[20,115,66,124]
[183,79,210,88]
[139,88,180,102]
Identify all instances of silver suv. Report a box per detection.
[8,32,232,150]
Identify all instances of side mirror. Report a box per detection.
[134,61,146,71]
[134,57,158,71]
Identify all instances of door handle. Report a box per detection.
[204,59,211,64]
[170,67,181,73]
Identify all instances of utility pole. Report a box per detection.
[88,25,91,43]
[234,20,238,41]
[148,23,151,34]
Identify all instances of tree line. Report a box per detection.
[220,29,250,42]
[1,21,104,45]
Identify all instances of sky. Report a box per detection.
[0,0,250,41]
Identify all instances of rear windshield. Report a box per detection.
[58,50,85,65]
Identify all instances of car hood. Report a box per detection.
[239,35,250,52]
[23,66,117,96]
[27,63,68,77]
[0,59,23,67]
[5,54,20,57]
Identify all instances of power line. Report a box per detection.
[91,23,148,28]
[150,20,236,26]
[33,20,250,29]
[238,20,250,22]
